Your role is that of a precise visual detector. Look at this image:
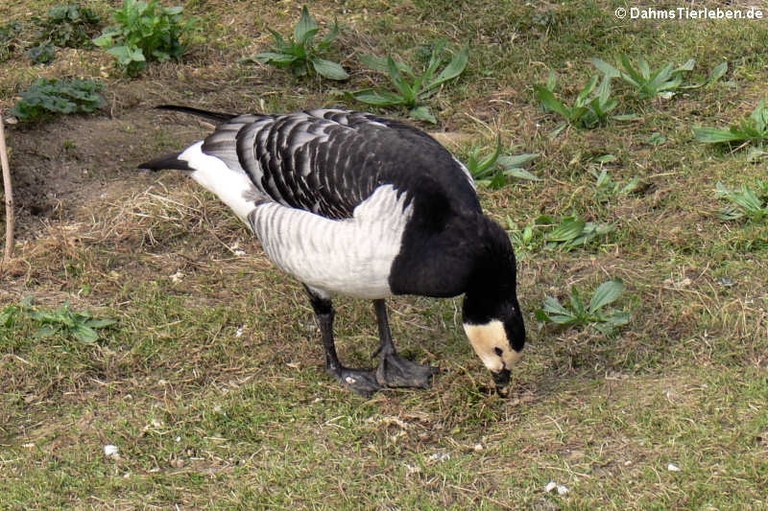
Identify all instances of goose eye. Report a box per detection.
[494,347,503,356]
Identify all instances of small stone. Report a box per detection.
[429,452,450,462]
[230,242,247,256]
[104,444,119,459]
[718,277,736,287]
[667,463,681,472]
[545,481,569,495]
[404,463,421,475]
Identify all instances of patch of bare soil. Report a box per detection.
[9,114,137,214]
[2,80,198,236]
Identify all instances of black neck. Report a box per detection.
[390,210,518,304]
[462,219,519,325]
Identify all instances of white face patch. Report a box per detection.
[463,320,522,373]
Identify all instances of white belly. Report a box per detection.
[248,185,413,299]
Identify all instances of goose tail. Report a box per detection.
[138,152,193,172]
[155,104,239,123]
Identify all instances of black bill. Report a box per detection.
[492,368,511,397]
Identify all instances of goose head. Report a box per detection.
[461,220,526,397]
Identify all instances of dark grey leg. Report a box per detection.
[305,287,381,397]
[373,299,437,388]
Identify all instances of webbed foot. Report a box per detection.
[376,353,438,389]
[332,368,382,398]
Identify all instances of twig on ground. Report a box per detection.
[0,109,14,263]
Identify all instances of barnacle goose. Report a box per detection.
[139,105,526,397]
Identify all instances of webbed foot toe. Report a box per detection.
[332,368,382,398]
[376,354,437,389]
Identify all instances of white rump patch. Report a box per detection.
[179,141,262,225]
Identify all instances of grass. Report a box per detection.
[1,1,767,509]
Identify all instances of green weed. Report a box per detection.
[507,218,540,255]
[647,132,668,146]
[252,6,347,81]
[0,300,115,343]
[536,279,630,334]
[26,42,57,64]
[463,140,539,189]
[94,0,196,77]
[27,304,116,343]
[10,78,105,122]
[694,100,768,149]
[507,214,614,253]
[715,181,768,222]
[591,56,726,100]
[542,214,615,251]
[0,303,23,329]
[0,21,22,62]
[39,3,101,49]
[592,55,693,99]
[352,40,468,123]
[534,72,631,131]
[592,168,640,202]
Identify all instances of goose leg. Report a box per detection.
[305,288,381,397]
[373,299,437,388]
